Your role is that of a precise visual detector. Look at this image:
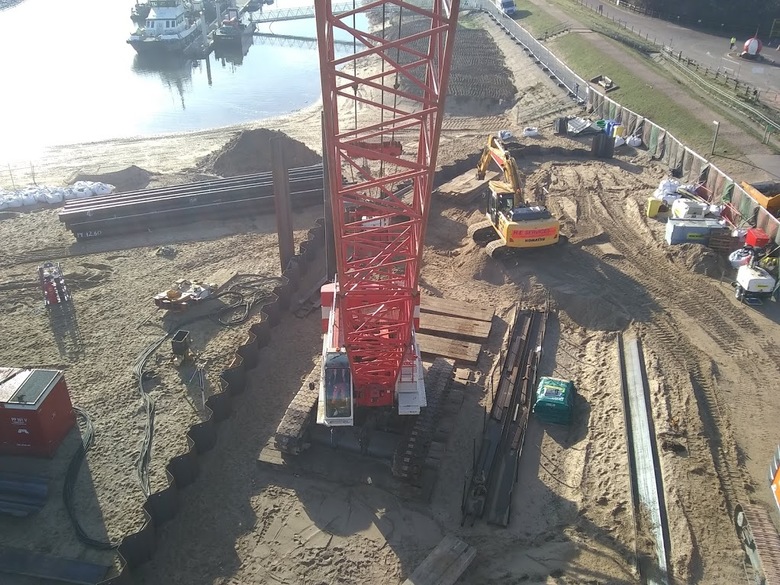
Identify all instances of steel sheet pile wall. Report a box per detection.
[94,218,327,585]
[471,0,780,244]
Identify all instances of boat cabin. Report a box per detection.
[143,0,189,35]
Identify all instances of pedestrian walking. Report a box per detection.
[730,37,736,50]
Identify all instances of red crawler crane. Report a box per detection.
[314,0,459,426]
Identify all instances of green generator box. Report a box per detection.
[533,377,575,425]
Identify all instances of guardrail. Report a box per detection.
[660,49,779,143]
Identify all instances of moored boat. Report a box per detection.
[213,8,255,47]
[127,0,202,55]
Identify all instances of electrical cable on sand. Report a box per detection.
[132,275,283,497]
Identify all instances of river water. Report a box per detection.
[0,0,363,162]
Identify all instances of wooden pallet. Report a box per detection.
[420,296,494,323]
[402,534,476,585]
[418,312,492,342]
[416,333,481,365]
[415,297,494,364]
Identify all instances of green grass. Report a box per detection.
[550,34,715,152]
[507,0,562,38]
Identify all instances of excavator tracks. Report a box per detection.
[391,357,454,483]
[274,358,322,455]
[274,356,455,488]
[467,219,499,247]
[485,239,511,259]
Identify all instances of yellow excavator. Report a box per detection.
[468,135,560,257]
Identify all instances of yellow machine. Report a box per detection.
[468,135,560,257]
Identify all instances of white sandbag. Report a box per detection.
[498,130,513,141]
[73,187,91,199]
[45,191,64,204]
[92,182,114,196]
[6,196,23,208]
[614,136,626,147]
[658,178,680,195]
[20,194,36,206]
[626,135,642,147]
[522,126,540,137]
[662,192,681,206]
[34,189,51,203]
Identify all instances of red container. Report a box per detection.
[0,367,76,457]
[746,228,771,248]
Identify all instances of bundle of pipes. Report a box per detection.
[58,165,325,240]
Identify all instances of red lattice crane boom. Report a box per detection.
[315,0,459,425]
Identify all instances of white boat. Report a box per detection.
[127,0,202,55]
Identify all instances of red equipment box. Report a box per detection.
[746,228,771,248]
[0,367,76,457]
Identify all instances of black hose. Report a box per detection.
[63,407,118,550]
[132,275,283,496]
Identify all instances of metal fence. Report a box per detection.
[467,0,780,245]
[0,163,39,191]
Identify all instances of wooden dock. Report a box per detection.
[401,534,476,585]
[415,297,494,365]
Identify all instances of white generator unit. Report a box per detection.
[735,264,777,304]
[671,198,707,219]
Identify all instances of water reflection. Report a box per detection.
[0,0,368,160]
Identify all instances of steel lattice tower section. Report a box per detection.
[315,0,459,398]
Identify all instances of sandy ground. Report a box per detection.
[1,10,779,585]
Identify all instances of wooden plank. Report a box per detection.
[435,545,477,585]
[418,312,492,342]
[402,535,476,585]
[420,296,494,323]
[416,333,481,365]
[208,268,238,293]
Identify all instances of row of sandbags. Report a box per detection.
[651,177,725,216]
[0,181,115,210]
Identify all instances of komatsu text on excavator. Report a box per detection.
[468,134,560,257]
[274,0,460,456]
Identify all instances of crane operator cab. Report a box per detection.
[320,352,354,426]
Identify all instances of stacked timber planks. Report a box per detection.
[416,296,494,365]
[401,534,476,585]
[58,165,325,240]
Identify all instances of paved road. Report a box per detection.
[579,0,780,96]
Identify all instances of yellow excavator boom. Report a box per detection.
[476,135,524,207]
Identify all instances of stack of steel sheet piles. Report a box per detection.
[58,165,325,240]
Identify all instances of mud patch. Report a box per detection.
[68,165,152,193]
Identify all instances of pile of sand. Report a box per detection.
[666,243,726,278]
[199,128,322,177]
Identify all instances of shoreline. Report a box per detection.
[2,99,326,190]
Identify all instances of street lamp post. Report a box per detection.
[711,120,720,156]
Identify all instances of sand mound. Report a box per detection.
[68,165,152,192]
[666,244,725,278]
[200,129,322,177]
[552,285,630,331]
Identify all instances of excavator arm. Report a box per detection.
[476,135,524,207]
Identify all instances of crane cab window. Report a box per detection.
[324,363,353,420]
